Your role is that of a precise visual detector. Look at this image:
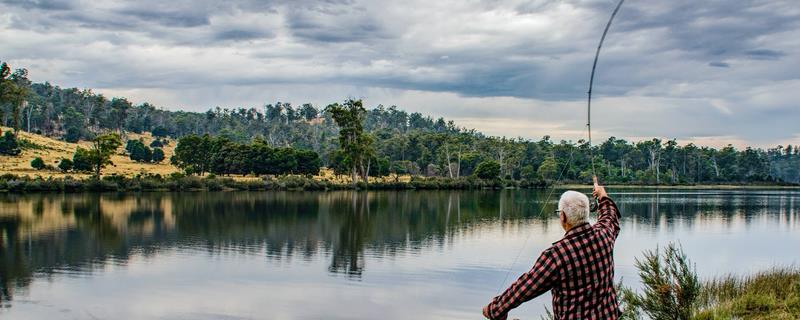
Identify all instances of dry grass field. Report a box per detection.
[0,126,179,178]
[0,127,413,183]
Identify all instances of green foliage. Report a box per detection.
[171,134,211,175]
[0,61,30,132]
[0,130,21,155]
[3,62,799,186]
[537,156,558,180]
[473,160,501,180]
[151,147,165,163]
[126,139,153,162]
[30,157,45,170]
[621,243,701,319]
[326,99,374,185]
[72,148,93,172]
[58,158,73,172]
[64,127,81,143]
[173,134,320,176]
[73,133,122,177]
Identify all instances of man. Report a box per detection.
[483,177,621,319]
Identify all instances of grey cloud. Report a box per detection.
[1,0,798,146]
[116,8,211,28]
[214,29,274,41]
[1,0,72,10]
[745,49,785,60]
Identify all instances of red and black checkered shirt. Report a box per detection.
[485,196,621,320]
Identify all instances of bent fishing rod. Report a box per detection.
[494,0,626,296]
[587,0,625,211]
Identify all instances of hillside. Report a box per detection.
[0,62,798,185]
[0,127,178,178]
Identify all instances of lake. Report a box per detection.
[1,189,798,319]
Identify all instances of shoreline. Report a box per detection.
[0,174,798,194]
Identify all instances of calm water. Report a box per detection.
[1,189,799,319]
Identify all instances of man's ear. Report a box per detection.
[559,211,566,224]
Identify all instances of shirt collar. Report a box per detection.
[555,222,591,243]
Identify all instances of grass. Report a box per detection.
[695,268,800,319]
[0,126,178,178]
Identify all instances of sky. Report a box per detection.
[0,0,798,148]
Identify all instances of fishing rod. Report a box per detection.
[587,0,625,211]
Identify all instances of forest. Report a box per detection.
[1,61,799,185]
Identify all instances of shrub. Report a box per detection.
[58,158,73,172]
[0,130,20,155]
[151,148,165,162]
[72,147,93,172]
[620,243,701,319]
[64,127,81,143]
[31,157,46,170]
[473,160,501,180]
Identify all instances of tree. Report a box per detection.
[300,103,319,121]
[296,149,321,175]
[58,158,73,172]
[72,148,93,172]
[474,160,501,180]
[151,148,165,163]
[126,139,152,162]
[538,156,558,181]
[31,157,45,170]
[171,134,211,175]
[0,62,30,133]
[64,127,81,143]
[0,130,20,155]
[326,99,374,186]
[81,133,122,177]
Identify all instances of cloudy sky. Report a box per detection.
[1,0,798,147]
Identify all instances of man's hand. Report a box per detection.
[482,305,491,319]
[592,176,607,200]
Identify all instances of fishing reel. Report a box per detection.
[590,197,599,213]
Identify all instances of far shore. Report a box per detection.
[558,184,800,190]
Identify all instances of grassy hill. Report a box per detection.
[0,127,179,178]
[0,128,412,184]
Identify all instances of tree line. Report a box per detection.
[1,61,799,185]
[171,134,320,176]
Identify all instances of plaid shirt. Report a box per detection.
[486,196,621,320]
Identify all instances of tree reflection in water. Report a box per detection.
[0,189,797,307]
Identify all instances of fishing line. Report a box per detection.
[495,146,576,294]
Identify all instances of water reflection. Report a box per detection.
[0,189,798,317]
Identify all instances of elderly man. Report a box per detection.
[483,178,621,319]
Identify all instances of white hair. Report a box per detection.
[558,190,589,226]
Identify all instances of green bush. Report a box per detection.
[31,157,46,170]
[620,243,700,319]
[58,158,73,172]
[473,160,501,180]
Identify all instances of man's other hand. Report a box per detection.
[482,305,491,319]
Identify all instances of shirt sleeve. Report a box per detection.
[485,248,560,320]
[594,196,621,238]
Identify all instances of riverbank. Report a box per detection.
[615,267,800,319]
[697,268,800,319]
[1,173,797,193]
[0,173,550,193]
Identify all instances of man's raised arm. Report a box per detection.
[593,176,620,238]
